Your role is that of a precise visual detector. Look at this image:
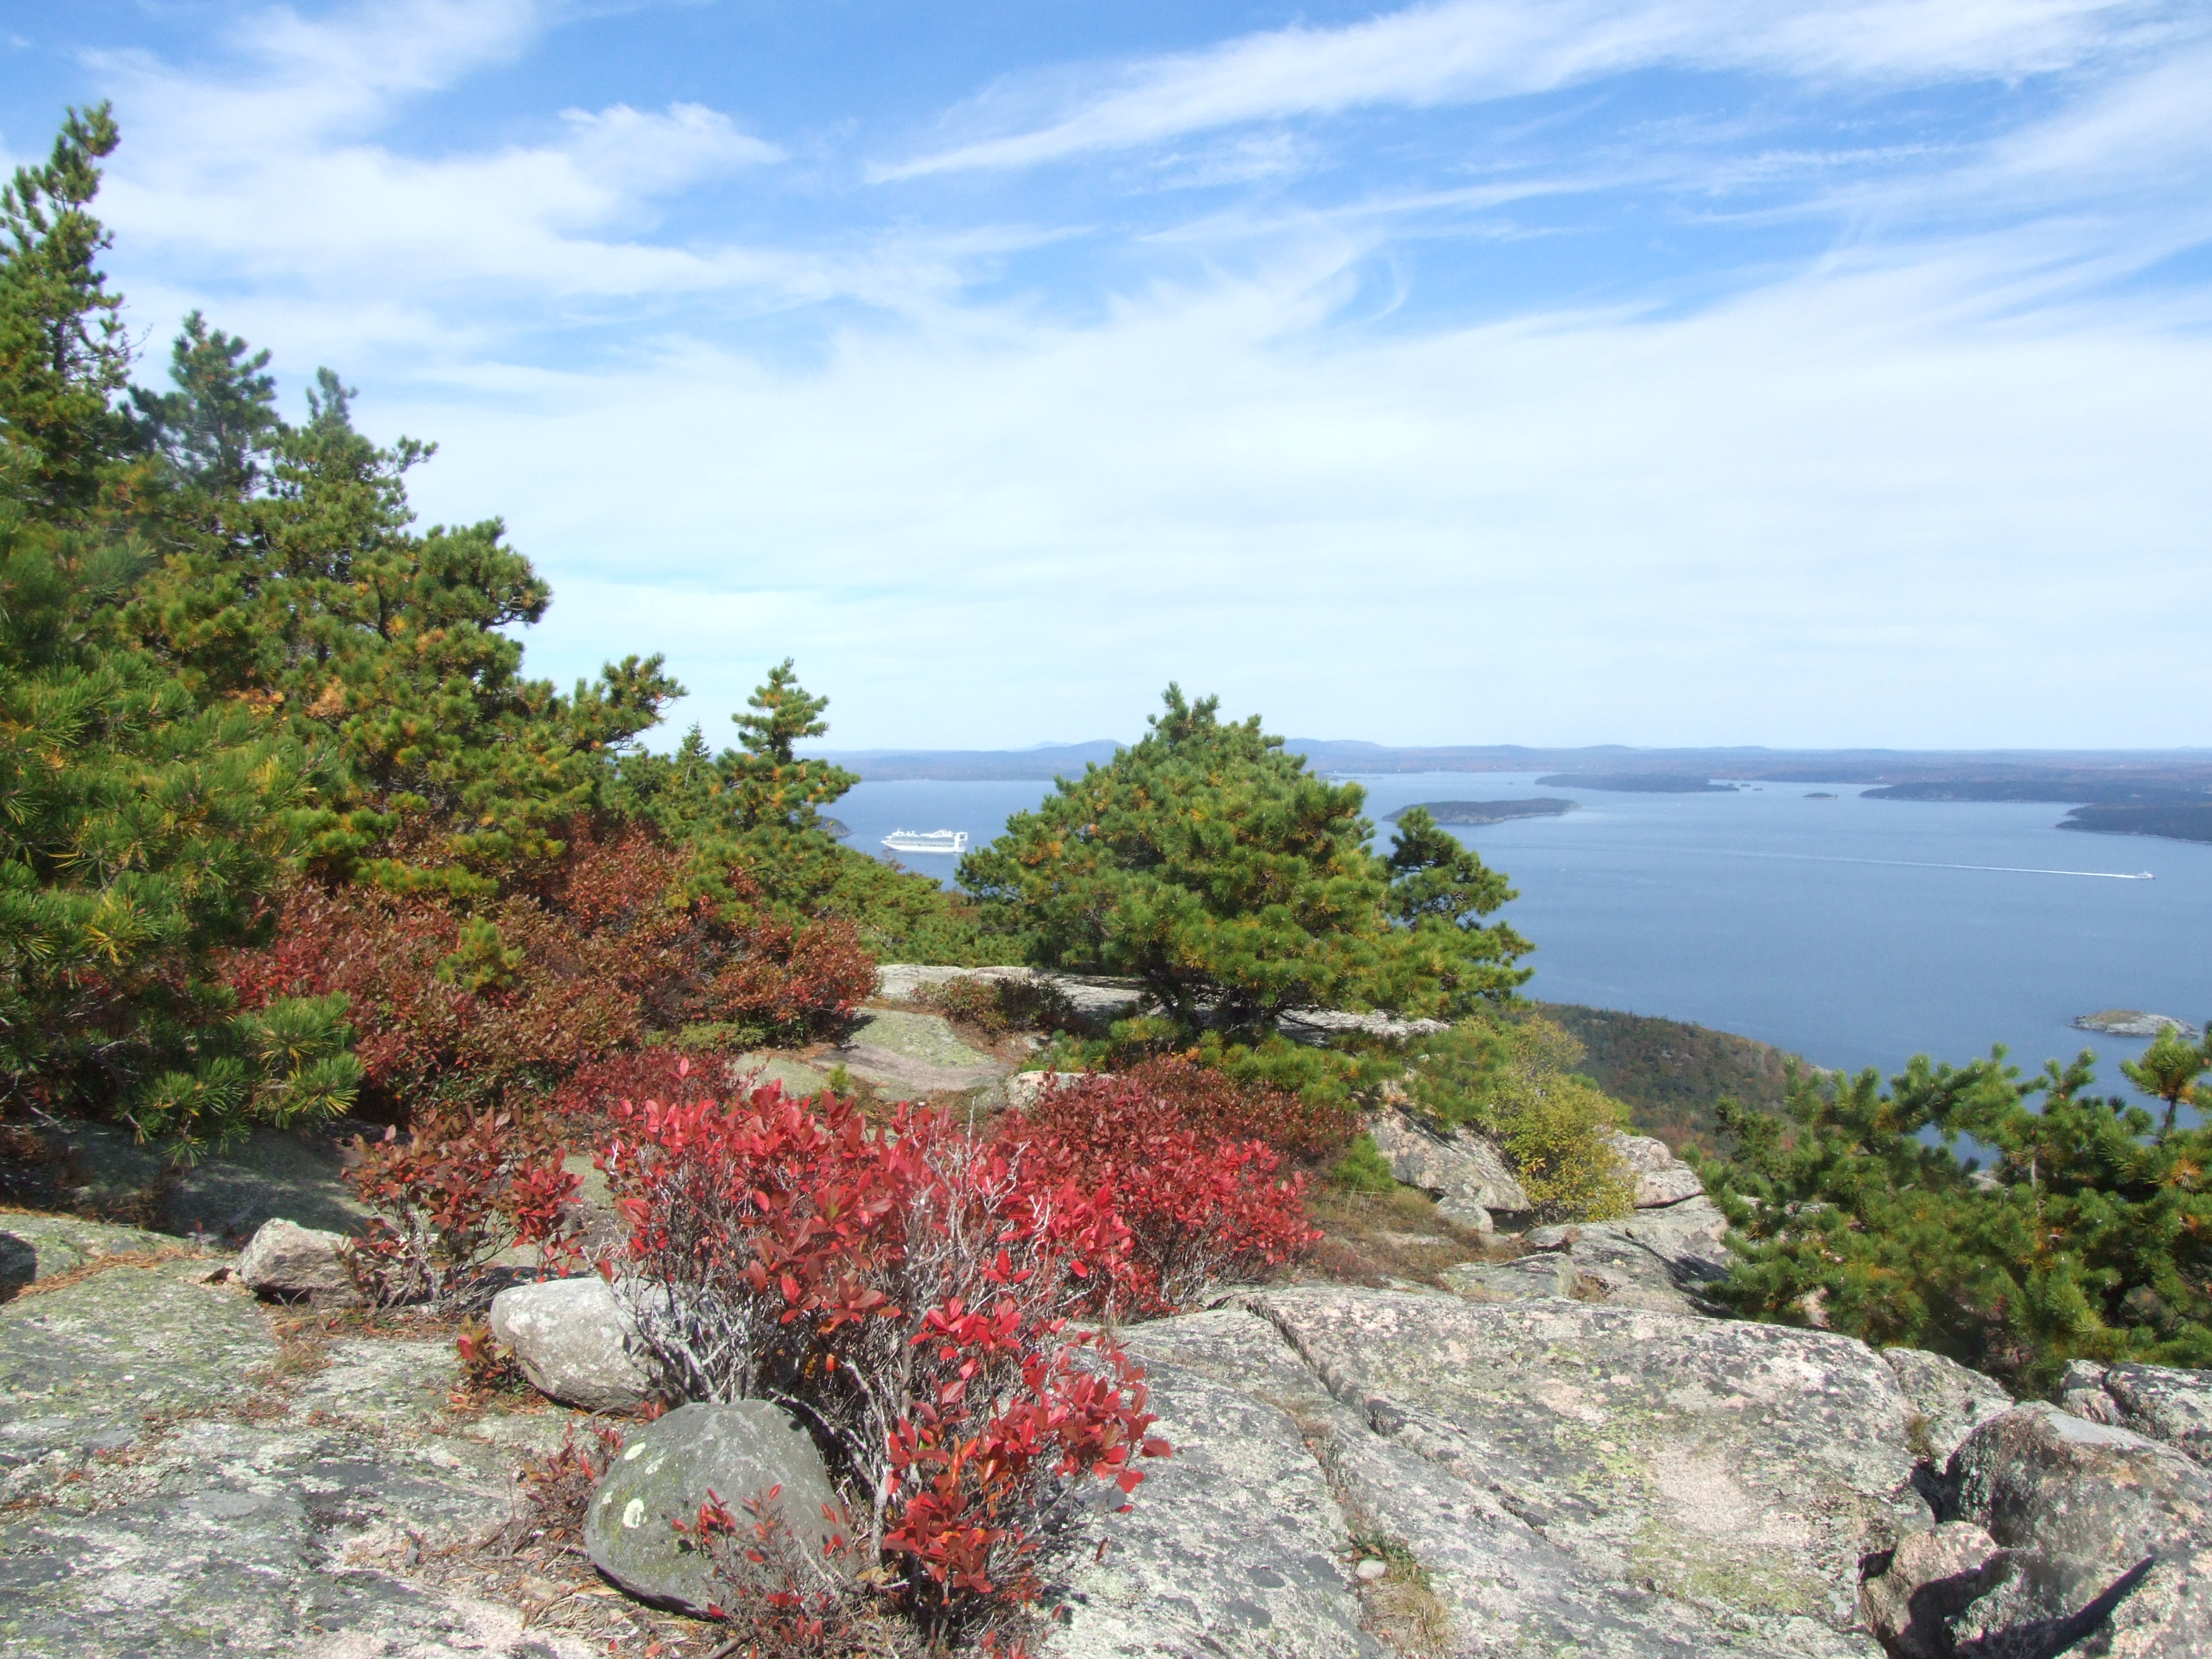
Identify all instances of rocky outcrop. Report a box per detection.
[0,1221,588,1657]
[876,963,1149,1025]
[1370,1109,1530,1216]
[235,1215,362,1307]
[1883,1346,2013,1466]
[1442,1195,1732,1313]
[585,1401,843,1617]
[488,1275,654,1413]
[2060,1358,2212,1467]
[1048,1320,1371,1658]
[1857,1402,2212,1656]
[1608,1130,1706,1207]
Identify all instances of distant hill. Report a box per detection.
[815,739,2212,788]
[1385,798,1575,824]
[1536,774,1736,793]
[1533,1002,1805,1153]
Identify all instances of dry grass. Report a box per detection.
[1299,1183,1507,1289]
[5,1245,205,1301]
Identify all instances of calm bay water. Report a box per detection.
[836,770,2211,1085]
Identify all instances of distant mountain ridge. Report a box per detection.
[812,739,2212,786]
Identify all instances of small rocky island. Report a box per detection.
[1386,797,1576,825]
[2074,1009,2204,1039]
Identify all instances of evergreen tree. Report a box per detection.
[958,685,1530,1038]
[1700,1048,2212,1391]
[0,109,357,1154]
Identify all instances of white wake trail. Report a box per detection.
[1706,849,2154,880]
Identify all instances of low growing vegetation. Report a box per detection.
[1697,1027,2212,1393]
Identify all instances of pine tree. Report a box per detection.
[959,685,1530,1037]
[0,110,358,1153]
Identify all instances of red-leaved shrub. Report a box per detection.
[345,1106,583,1306]
[1100,1054,1356,1163]
[598,1070,1169,1644]
[225,819,873,1120]
[1005,1068,1322,1313]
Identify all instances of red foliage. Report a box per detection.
[597,1070,1168,1642]
[1005,1068,1322,1312]
[345,1106,583,1305]
[224,819,873,1120]
[1105,1053,1356,1162]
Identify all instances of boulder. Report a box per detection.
[1006,1070,1088,1110]
[1882,1348,2012,1466]
[488,1276,654,1413]
[1435,1195,1494,1234]
[1370,1109,1530,1213]
[2060,1358,2212,1467]
[1607,1131,1705,1207]
[235,1216,361,1307]
[1857,1523,2007,1659]
[1937,1402,2212,1656]
[585,1401,845,1618]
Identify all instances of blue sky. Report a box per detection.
[5,1,2208,749]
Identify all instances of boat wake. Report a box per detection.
[1707,849,2154,880]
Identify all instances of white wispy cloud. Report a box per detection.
[880,0,2168,178]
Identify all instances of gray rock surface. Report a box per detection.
[0,1224,589,1657]
[1937,1402,2212,1656]
[1047,1321,1370,1658]
[1857,1522,2005,1659]
[236,1216,363,1306]
[1882,1347,2012,1466]
[1443,1197,1733,1313]
[1240,1285,1922,1656]
[875,963,1150,1025]
[0,1211,174,1299]
[731,1050,834,1098]
[1608,1130,1707,1206]
[832,1008,1004,1099]
[1435,1195,1494,1233]
[1371,1109,1531,1213]
[585,1401,843,1618]
[1006,1070,1088,1110]
[2061,1358,2212,1467]
[488,1276,654,1413]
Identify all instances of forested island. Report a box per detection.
[1384,797,1575,824]
[1535,772,1738,793]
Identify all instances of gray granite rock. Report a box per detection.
[1608,1131,1706,1207]
[0,1211,174,1299]
[1435,1195,1494,1233]
[489,1276,654,1413]
[1044,1340,1370,1658]
[832,1008,1004,1100]
[1241,1285,1917,1656]
[2060,1358,2212,1467]
[236,1216,362,1307]
[1942,1402,2212,1657]
[1882,1348,2012,1466]
[585,1401,843,1617]
[875,963,1149,1025]
[1447,1197,1733,1313]
[1370,1109,1531,1213]
[1857,1522,2007,1659]
[1006,1070,1090,1110]
[0,1247,591,1657]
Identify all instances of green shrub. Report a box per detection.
[1406,1013,1635,1222]
[1331,1134,1398,1193]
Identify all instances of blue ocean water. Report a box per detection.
[835,771,2211,1088]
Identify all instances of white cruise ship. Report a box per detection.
[881,828,968,856]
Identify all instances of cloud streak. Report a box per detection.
[882,0,2170,177]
